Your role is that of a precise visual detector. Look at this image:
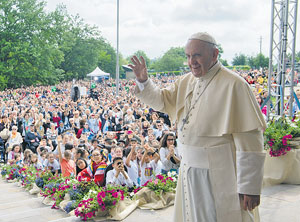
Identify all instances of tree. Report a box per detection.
[151,47,186,72]
[0,0,64,88]
[232,53,247,66]
[128,50,150,67]
[217,44,224,59]
[253,53,269,69]
[0,0,118,88]
[246,54,269,69]
[219,58,228,66]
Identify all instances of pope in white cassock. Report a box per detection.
[128,32,267,222]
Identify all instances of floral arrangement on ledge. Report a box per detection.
[264,116,300,157]
[143,173,177,196]
[0,165,178,221]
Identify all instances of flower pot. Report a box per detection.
[109,198,138,221]
[263,149,300,187]
[29,183,40,195]
[289,137,300,149]
[135,187,175,210]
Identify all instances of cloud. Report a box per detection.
[44,0,299,64]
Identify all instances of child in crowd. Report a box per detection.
[77,149,107,186]
[57,135,76,177]
[75,158,88,177]
[30,153,43,170]
[106,157,133,187]
[9,153,22,166]
[140,144,160,185]
[7,144,23,165]
[44,153,60,176]
[23,149,33,166]
[125,147,139,186]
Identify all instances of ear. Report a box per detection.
[213,48,219,61]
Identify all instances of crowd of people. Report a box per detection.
[0,68,273,188]
[0,78,180,188]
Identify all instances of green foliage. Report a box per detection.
[226,65,251,71]
[0,0,117,87]
[232,53,247,66]
[219,58,228,66]
[0,0,65,88]
[264,117,300,156]
[217,44,224,59]
[247,53,269,69]
[150,47,186,72]
[128,50,150,67]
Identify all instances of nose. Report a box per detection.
[188,55,197,65]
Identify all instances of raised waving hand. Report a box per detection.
[128,56,148,83]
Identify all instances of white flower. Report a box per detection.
[130,192,134,197]
[5,175,9,179]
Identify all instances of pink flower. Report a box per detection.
[156,175,164,180]
[154,179,159,185]
[112,192,118,198]
[87,212,93,218]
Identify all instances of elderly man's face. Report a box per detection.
[185,39,218,78]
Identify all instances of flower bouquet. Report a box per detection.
[264,116,300,157]
[74,185,132,221]
[135,174,177,210]
[263,116,300,186]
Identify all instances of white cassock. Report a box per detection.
[135,61,266,222]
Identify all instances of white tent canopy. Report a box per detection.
[87,67,110,77]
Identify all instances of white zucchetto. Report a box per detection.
[189,32,217,45]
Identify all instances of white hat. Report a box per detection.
[189,32,217,45]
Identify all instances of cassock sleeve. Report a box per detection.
[233,129,266,195]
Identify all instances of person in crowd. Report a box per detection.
[88,113,99,135]
[140,144,160,185]
[30,153,43,170]
[46,123,58,149]
[57,121,67,135]
[77,149,107,186]
[10,153,23,166]
[35,113,45,137]
[7,144,24,165]
[6,125,23,149]
[159,133,180,174]
[37,138,53,153]
[124,146,139,186]
[25,125,41,153]
[23,149,33,166]
[61,109,71,128]
[106,157,133,187]
[57,135,76,177]
[129,32,266,222]
[44,153,60,176]
[75,157,88,177]
[52,111,61,129]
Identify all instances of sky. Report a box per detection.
[45,0,300,64]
